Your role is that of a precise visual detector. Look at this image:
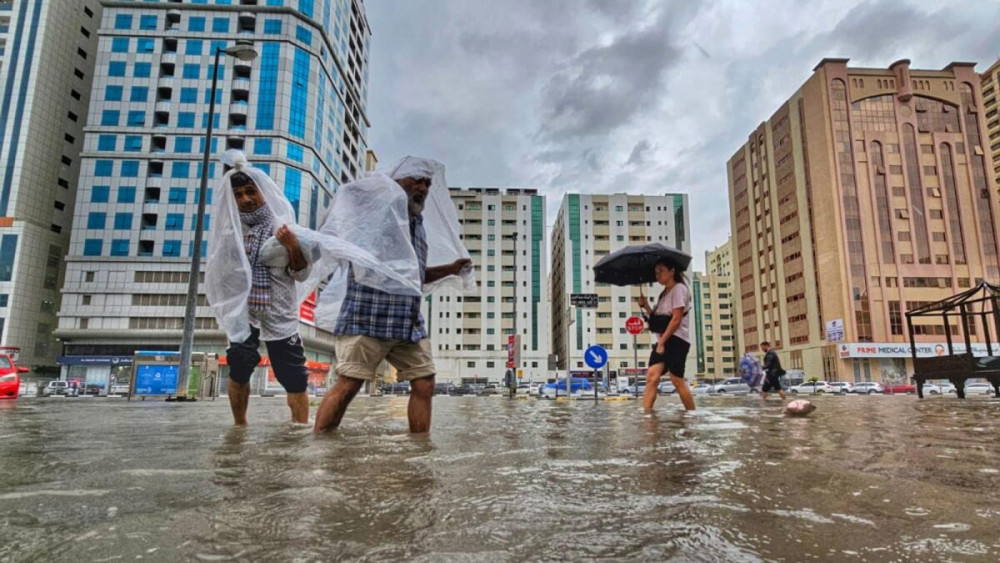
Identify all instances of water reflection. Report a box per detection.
[0,397,998,560]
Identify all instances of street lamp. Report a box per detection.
[177,40,257,398]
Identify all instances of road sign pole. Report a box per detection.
[594,368,599,402]
[633,334,638,398]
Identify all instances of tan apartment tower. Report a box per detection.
[727,58,1000,383]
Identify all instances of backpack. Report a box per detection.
[739,353,764,389]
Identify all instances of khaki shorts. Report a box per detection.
[333,335,436,382]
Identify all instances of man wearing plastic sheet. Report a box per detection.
[313,156,474,434]
[205,152,314,425]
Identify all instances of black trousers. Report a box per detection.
[227,326,309,393]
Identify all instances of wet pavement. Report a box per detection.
[1,395,1000,562]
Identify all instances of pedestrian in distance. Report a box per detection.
[637,260,696,411]
[760,341,787,401]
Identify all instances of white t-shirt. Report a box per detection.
[652,283,691,344]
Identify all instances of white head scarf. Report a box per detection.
[387,156,476,295]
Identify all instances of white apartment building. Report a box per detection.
[421,188,549,384]
[693,238,737,378]
[550,193,693,379]
[0,0,103,371]
[55,0,371,388]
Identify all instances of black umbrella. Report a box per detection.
[593,243,692,286]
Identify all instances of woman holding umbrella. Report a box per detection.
[637,260,696,412]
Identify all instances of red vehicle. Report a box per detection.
[883,382,916,394]
[0,353,29,399]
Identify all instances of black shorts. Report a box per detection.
[648,336,691,378]
[762,372,783,392]
[227,326,309,393]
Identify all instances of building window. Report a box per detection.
[124,136,143,152]
[137,39,155,54]
[108,61,126,77]
[178,113,195,128]
[127,111,146,126]
[114,14,133,30]
[104,86,123,102]
[212,17,230,33]
[86,212,106,230]
[97,135,116,151]
[121,161,139,177]
[140,15,158,30]
[118,186,136,203]
[114,213,133,230]
[83,239,102,257]
[91,185,110,202]
[183,64,200,79]
[163,240,182,257]
[112,37,129,53]
[189,17,206,32]
[110,240,130,257]
[264,19,282,34]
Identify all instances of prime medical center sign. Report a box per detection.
[839,342,1000,359]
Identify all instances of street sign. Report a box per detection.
[826,319,845,342]
[584,345,608,369]
[570,293,599,308]
[625,316,645,335]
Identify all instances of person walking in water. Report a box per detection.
[760,341,787,400]
[637,260,695,411]
[206,156,313,426]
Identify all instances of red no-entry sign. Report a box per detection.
[626,316,644,335]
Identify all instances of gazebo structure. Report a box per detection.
[906,280,1000,399]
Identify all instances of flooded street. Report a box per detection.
[2,396,1000,562]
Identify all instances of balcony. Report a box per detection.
[161,52,176,66]
[233,59,252,78]
[229,100,248,117]
[151,135,167,153]
[154,100,172,113]
[231,77,251,98]
[145,176,163,189]
[238,12,256,33]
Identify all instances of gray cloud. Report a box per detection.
[364,0,999,271]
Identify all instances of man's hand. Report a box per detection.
[275,225,299,250]
[276,224,307,272]
[656,341,665,355]
[451,258,472,276]
[638,294,649,309]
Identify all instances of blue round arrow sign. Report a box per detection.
[584,345,608,369]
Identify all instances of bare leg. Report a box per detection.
[670,374,695,411]
[642,364,664,412]
[778,389,787,400]
[228,381,251,426]
[313,376,364,433]
[286,392,309,424]
[408,376,435,434]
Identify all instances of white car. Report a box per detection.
[42,380,69,396]
[657,381,676,394]
[790,381,836,394]
[709,378,751,395]
[852,382,884,394]
[828,382,854,394]
[935,382,957,394]
[964,382,995,396]
[921,383,942,395]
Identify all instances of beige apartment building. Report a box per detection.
[982,57,1000,190]
[550,193,692,380]
[693,238,737,378]
[727,58,1000,384]
[420,188,548,384]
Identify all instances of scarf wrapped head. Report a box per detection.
[386,156,476,295]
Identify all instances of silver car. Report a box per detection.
[964,382,995,396]
[828,382,854,394]
[853,382,884,394]
[709,378,751,395]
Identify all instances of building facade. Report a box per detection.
[692,238,736,378]
[550,193,693,380]
[420,188,548,385]
[981,57,1000,191]
[0,0,103,371]
[55,0,371,387]
[727,58,1000,383]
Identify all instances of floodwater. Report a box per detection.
[2,396,1000,562]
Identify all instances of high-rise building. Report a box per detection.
[0,1,103,370]
[692,238,737,379]
[420,188,548,384]
[55,1,372,387]
[550,193,693,380]
[727,58,1000,383]
[981,57,1000,190]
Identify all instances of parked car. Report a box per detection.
[964,382,995,396]
[657,380,676,394]
[43,380,69,396]
[828,382,854,394]
[934,382,957,394]
[542,378,593,398]
[883,383,916,394]
[483,383,503,395]
[853,382,885,394]
[920,383,942,395]
[433,383,455,396]
[382,382,411,395]
[110,383,131,395]
[790,381,836,394]
[709,378,751,395]
[0,354,28,399]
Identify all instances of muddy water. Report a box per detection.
[1,395,999,561]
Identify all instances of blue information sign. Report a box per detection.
[133,364,179,395]
[584,345,608,370]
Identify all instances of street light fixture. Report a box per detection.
[177,40,258,398]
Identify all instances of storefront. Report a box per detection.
[57,355,134,392]
[835,342,1000,382]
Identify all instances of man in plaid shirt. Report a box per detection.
[314,158,471,433]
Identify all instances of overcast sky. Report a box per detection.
[364,0,1000,272]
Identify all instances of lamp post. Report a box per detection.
[177,40,257,398]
